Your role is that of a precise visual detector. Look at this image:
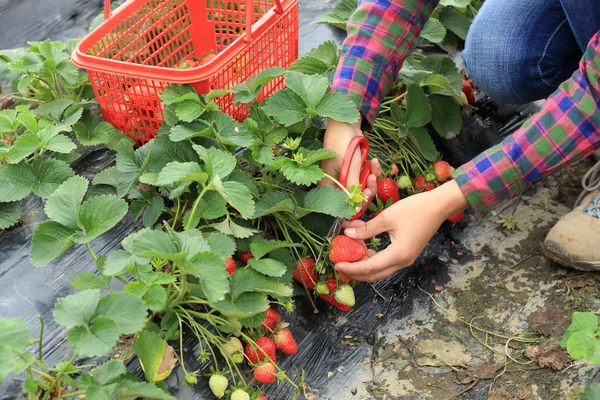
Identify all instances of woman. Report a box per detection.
[321,0,600,280]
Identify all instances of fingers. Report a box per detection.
[345,147,362,188]
[342,216,389,240]
[335,247,409,282]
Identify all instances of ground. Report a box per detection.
[302,160,600,400]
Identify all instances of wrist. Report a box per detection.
[430,180,470,219]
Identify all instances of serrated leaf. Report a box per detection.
[285,71,329,108]
[143,196,164,228]
[92,166,119,187]
[0,163,36,201]
[211,219,258,239]
[31,158,75,198]
[429,94,463,138]
[404,84,431,128]
[254,191,296,217]
[409,127,438,162]
[122,229,182,261]
[156,161,207,186]
[230,268,293,299]
[44,133,76,153]
[264,89,307,126]
[214,178,255,219]
[281,159,324,186]
[72,196,128,243]
[35,99,73,121]
[68,316,120,357]
[0,201,22,230]
[301,148,338,166]
[206,233,236,260]
[45,175,88,230]
[6,134,40,163]
[252,146,274,166]
[0,317,34,352]
[315,92,360,123]
[420,55,463,96]
[53,289,100,327]
[194,145,237,179]
[210,111,254,147]
[133,330,176,383]
[232,67,285,104]
[96,292,147,335]
[422,74,459,98]
[228,170,259,197]
[169,121,213,142]
[160,84,197,105]
[250,240,301,259]
[103,250,135,276]
[210,291,270,319]
[288,57,330,75]
[247,258,288,277]
[90,360,127,386]
[313,0,357,29]
[71,272,110,290]
[438,7,472,40]
[116,380,175,400]
[194,190,227,221]
[186,251,230,303]
[16,112,39,133]
[303,186,354,218]
[30,221,75,266]
[420,18,446,44]
[75,111,122,146]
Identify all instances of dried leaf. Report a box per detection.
[524,345,569,370]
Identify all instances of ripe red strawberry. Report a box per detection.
[273,328,298,355]
[2,139,10,146]
[319,277,353,312]
[224,258,236,275]
[293,257,318,289]
[329,235,367,264]
[377,178,400,204]
[239,252,254,265]
[254,362,277,384]
[261,307,281,331]
[245,337,276,364]
[447,211,465,224]
[390,164,399,176]
[433,161,454,182]
[462,77,476,104]
[412,176,437,193]
[256,396,268,400]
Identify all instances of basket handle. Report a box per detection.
[244,0,284,43]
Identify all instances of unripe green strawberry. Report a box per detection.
[333,284,355,307]
[231,389,250,400]
[397,175,412,190]
[208,374,228,398]
[227,317,242,332]
[185,373,197,385]
[425,172,437,183]
[223,338,244,363]
[315,282,329,295]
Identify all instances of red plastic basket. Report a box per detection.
[72,0,299,144]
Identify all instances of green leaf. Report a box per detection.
[232,67,286,104]
[561,312,599,347]
[439,0,471,6]
[161,84,197,105]
[230,268,293,300]
[92,166,119,188]
[0,317,33,351]
[316,92,360,123]
[122,229,181,261]
[211,219,258,239]
[254,191,296,217]
[75,111,123,147]
[285,71,330,108]
[172,229,211,259]
[143,196,164,228]
[420,18,446,44]
[44,133,77,154]
[194,190,228,221]
[438,7,472,40]
[6,134,40,163]
[210,111,255,147]
[194,145,237,179]
[247,258,288,277]
[169,121,213,142]
[175,99,206,123]
[210,291,270,319]
[566,331,600,361]
[409,127,438,162]
[187,251,230,303]
[0,164,36,201]
[228,170,259,197]
[303,186,354,218]
[68,316,120,357]
[420,55,463,96]
[71,272,110,290]
[206,233,236,260]
[30,221,75,267]
[281,159,324,186]
[156,162,207,186]
[133,330,174,383]
[53,289,100,327]
[429,94,463,138]
[103,250,135,276]
[577,383,600,400]
[96,292,147,335]
[404,84,431,128]
[90,360,127,386]
[116,380,175,400]
[35,99,73,121]
[45,175,88,230]
[214,178,255,219]
[301,148,338,166]
[249,240,300,259]
[0,201,22,229]
[288,57,330,76]
[264,89,307,126]
[31,158,75,198]
[130,283,167,313]
[314,0,357,29]
[17,112,39,133]
[72,196,128,244]
[423,74,460,98]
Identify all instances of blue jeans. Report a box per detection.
[463,0,600,104]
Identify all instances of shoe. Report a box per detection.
[542,161,600,271]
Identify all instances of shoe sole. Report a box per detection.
[542,241,600,271]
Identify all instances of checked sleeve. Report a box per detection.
[330,0,439,125]
[453,32,600,217]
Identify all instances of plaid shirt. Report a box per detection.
[331,0,600,216]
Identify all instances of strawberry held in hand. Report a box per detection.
[377,178,400,204]
[292,257,318,289]
[224,258,236,275]
[329,235,367,264]
[273,328,298,355]
[433,161,454,182]
[254,362,277,384]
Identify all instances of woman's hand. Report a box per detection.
[320,117,382,203]
[334,180,469,282]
